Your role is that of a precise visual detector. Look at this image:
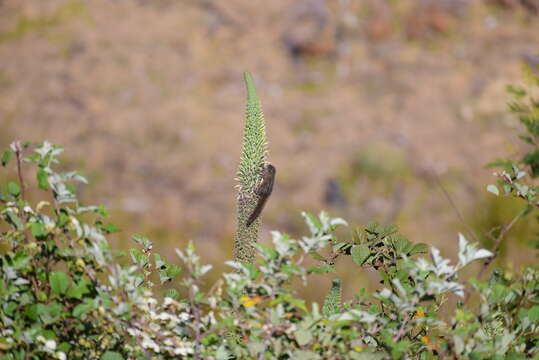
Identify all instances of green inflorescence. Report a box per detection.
[234,72,268,264]
[323,278,343,317]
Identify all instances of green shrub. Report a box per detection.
[0,70,538,359]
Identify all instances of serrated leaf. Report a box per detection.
[351,244,370,266]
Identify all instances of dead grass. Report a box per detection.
[1,0,538,302]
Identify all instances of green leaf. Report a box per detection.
[132,234,152,249]
[519,135,535,145]
[6,210,24,230]
[523,149,539,177]
[58,342,71,353]
[351,244,370,266]
[7,182,20,197]
[37,302,62,324]
[1,150,13,166]
[101,351,124,360]
[129,249,148,268]
[506,84,527,97]
[50,271,70,295]
[302,211,322,235]
[309,251,326,262]
[392,236,412,255]
[25,304,39,321]
[66,280,90,299]
[215,345,230,360]
[308,264,336,274]
[29,222,48,239]
[154,253,165,269]
[36,167,49,190]
[487,184,499,196]
[486,159,514,170]
[365,222,380,234]
[72,303,91,319]
[528,305,539,322]
[409,243,428,255]
[380,224,399,237]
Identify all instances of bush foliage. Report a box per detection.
[1,70,539,359]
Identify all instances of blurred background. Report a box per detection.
[1,0,538,302]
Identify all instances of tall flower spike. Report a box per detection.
[234,72,269,264]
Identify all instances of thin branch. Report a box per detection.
[477,208,526,279]
[390,133,481,244]
[464,207,526,305]
[14,142,26,201]
[13,141,30,244]
[433,173,481,244]
[497,172,539,210]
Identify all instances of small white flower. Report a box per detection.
[45,339,56,350]
[179,312,190,322]
[141,337,160,352]
[173,342,194,355]
[156,312,172,321]
[56,351,66,360]
[147,297,158,305]
[164,297,175,306]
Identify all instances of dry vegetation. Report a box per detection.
[1,0,538,301]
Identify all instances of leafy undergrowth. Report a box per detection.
[0,141,537,360]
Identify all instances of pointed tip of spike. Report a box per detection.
[244,72,258,103]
